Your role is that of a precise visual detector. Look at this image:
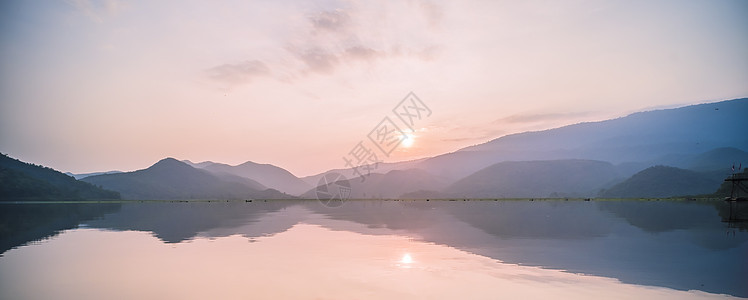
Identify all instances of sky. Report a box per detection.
[1,0,747,177]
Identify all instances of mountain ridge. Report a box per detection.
[82,158,288,200]
[412,98,747,182]
[39,97,748,200]
[446,159,622,198]
[600,165,723,198]
[187,160,311,196]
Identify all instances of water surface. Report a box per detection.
[0,200,746,299]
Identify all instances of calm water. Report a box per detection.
[0,200,746,299]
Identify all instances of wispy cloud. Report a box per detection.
[436,120,507,144]
[440,111,595,144]
[412,0,444,29]
[206,2,444,86]
[343,46,382,61]
[289,47,340,75]
[308,9,351,32]
[440,134,498,143]
[206,60,271,86]
[495,111,592,124]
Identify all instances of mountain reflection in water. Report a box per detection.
[0,200,746,299]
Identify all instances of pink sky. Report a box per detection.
[1,0,747,176]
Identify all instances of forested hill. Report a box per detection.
[0,154,120,201]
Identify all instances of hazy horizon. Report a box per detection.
[67,97,746,178]
[1,0,747,177]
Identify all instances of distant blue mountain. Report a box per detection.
[66,170,123,180]
[415,98,747,181]
[190,160,312,196]
[686,147,748,171]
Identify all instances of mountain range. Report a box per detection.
[81,158,288,200]
[184,160,312,195]
[5,98,747,200]
[413,98,747,181]
[295,98,746,199]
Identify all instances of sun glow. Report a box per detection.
[400,133,415,148]
[400,253,413,264]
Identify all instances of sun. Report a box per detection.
[400,253,413,264]
[401,133,415,148]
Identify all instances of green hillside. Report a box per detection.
[0,154,120,201]
[447,159,620,198]
[600,166,721,198]
[712,168,748,198]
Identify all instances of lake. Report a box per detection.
[0,199,746,299]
